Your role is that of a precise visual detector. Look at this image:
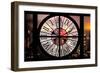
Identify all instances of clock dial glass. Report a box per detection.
[40,16,79,57]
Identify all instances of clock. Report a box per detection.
[39,15,80,58]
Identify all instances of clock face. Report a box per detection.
[39,16,79,57]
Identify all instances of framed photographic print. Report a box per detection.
[11,1,97,71]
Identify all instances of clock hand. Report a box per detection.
[52,31,57,35]
[63,26,74,36]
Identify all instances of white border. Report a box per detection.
[18,5,96,68]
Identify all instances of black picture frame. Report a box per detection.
[11,1,97,71]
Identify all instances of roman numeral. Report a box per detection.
[64,18,70,25]
[43,26,49,32]
[42,42,51,49]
